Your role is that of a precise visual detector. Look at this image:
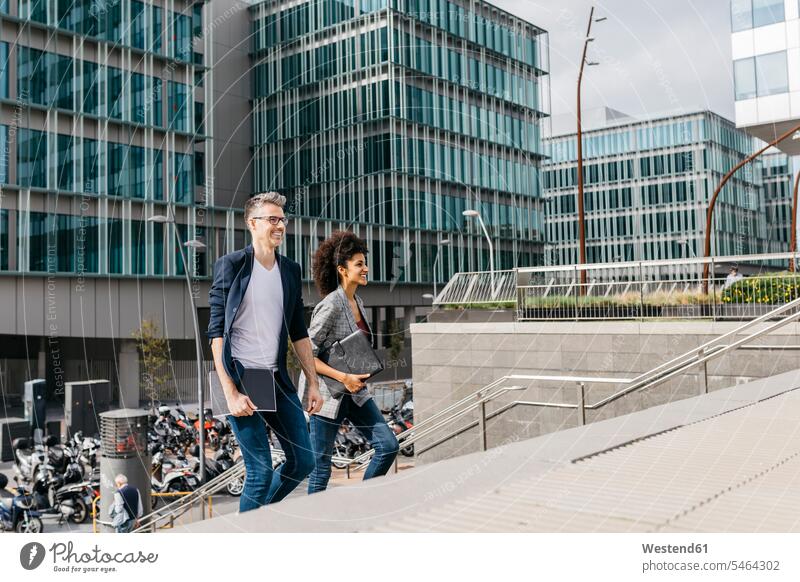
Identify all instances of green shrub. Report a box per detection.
[720,273,800,305]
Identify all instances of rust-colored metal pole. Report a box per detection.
[702,120,800,292]
[791,169,800,272]
[576,6,595,290]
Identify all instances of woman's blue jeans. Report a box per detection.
[307,395,399,493]
[228,367,314,513]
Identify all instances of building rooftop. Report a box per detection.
[177,368,800,533]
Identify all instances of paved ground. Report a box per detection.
[175,368,800,533]
[1,457,417,533]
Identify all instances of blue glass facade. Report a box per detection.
[0,0,212,278]
[251,0,549,282]
[544,111,774,266]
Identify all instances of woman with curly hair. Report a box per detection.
[299,230,399,492]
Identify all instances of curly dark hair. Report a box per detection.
[312,231,369,297]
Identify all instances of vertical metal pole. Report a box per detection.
[699,348,708,394]
[478,398,487,451]
[710,257,717,322]
[394,456,399,474]
[578,382,586,426]
[172,213,205,520]
[576,7,595,290]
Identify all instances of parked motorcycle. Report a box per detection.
[189,435,242,496]
[332,421,370,469]
[0,473,44,533]
[150,445,200,509]
[387,400,415,457]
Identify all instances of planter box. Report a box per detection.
[428,309,515,323]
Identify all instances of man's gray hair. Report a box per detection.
[244,191,286,222]
[114,474,128,485]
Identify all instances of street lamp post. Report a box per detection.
[148,210,207,498]
[702,120,800,292]
[791,169,800,272]
[463,209,495,296]
[576,7,604,291]
[432,237,450,299]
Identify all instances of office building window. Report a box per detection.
[0,42,7,98]
[172,152,193,203]
[0,125,6,184]
[28,212,50,272]
[731,0,753,31]
[131,220,146,274]
[752,0,783,27]
[734,58,756,100]
[0,209,7,270]
[169,81,189,132]
[756,51,788,96]
[108,218,123,274]
[18,128,47,188]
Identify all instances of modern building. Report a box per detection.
[761,150,797,246]
[0,0,551,408]
[729,0,800,253]
[0,0,220,407]
[731,0,800,154]
[248,0,550,314]
[543,108,774,269]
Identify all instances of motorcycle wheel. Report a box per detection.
[401,444,415,457]
[15,515,43,533]
[68,498,89,524]
[226,477,244,497]
[331,443,350,470]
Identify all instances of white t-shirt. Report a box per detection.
[229,257,284,370]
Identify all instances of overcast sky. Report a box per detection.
[494,0,734,126]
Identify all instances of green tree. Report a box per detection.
[131,319,171,411]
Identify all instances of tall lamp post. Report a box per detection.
[791,169,800,272]
[576,7,605,289]
[148,211,208,492]
[702,120,800,291]
[432,237,450,299]
[463,209,495,296]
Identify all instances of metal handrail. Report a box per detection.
[353,294,800,464]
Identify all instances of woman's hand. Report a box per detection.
[225,390,257,417]
[341,373,371,393]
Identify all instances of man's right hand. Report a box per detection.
[341,373,371,393]
[225,389,257,416]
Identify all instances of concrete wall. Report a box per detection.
[411,320,800,463]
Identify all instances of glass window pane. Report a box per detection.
[731,0,753,32]
[734,57,756,100]
[756,51,788,96]
[752,0,783,27]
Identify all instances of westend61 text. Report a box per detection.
[642,543,708,554]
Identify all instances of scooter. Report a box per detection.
[0,473,44,533]
[387,403,414,457]
[332,422,370,469]
[150,446,200,509]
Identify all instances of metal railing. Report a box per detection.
[357,293,800,462]
[433,252,800,322]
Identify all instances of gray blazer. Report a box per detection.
[299,286,374,418]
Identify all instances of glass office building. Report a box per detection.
[0,0,211,278]
[761,151,796,247]
[0,1,215,404]
[250,0,550,287]
[730,0,800,156]
[543,110,773,268]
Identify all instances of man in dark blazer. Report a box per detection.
[207,191,322,512]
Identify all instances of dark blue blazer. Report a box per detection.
[206,245,309,392]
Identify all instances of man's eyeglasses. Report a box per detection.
[251,216,289,226]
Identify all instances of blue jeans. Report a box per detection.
[308,395,399,493]
[228,366,314,513]
[116,518,136,533]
